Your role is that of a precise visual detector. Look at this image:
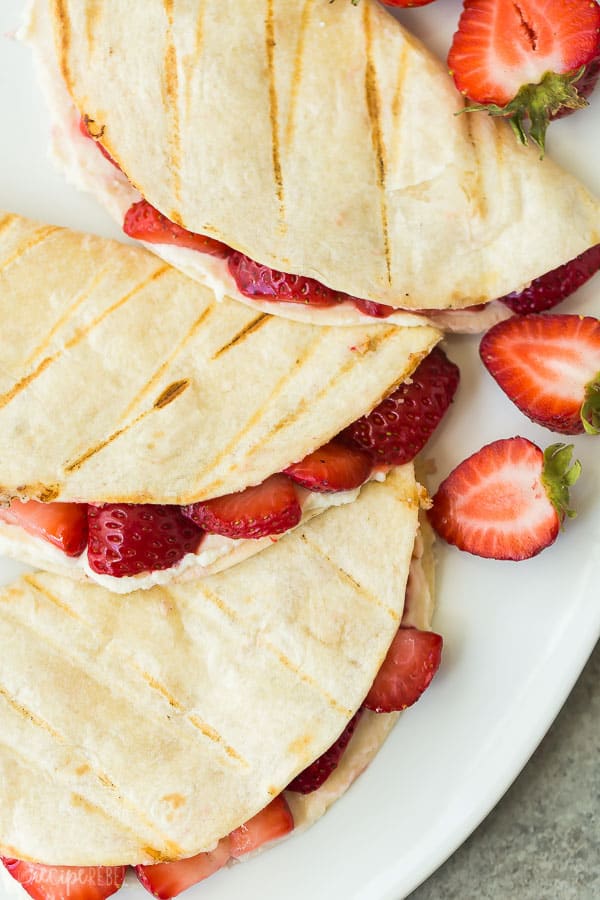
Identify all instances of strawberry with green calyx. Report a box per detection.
[448,0,600,153]
[480,314,600,435]
[429,437,581,561]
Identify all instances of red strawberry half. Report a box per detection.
[285,441,372,493]
[429,438,581,560]
[500,244,600,315]
[0,500,88,557]
[87,504,204,577]
[480,314,600,434]
[448,0,600,151]
[136,839,230,899]
[183,474,302,539]
[228,252,343,307]
[1,859,125,900]
[341,347,460,465]
[229,797,294,859]
[286,711,363,794]
[363,628,443,713]
[123,200,230,257]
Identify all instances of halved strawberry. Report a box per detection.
[183,474,302,540]
[341,347,460,465]
[79,115,121,170]
[229,797,294,859]
[1,859,125,900]
[123,201,230,257]
[429,438,581,560]
[448,0,600,150]
[87,504,204,577]
[0,500,88,557]
[363,628,443,714]
[500,244,600,315]
[227,252,343,307]
[286,711,363,794]
[380,0,437,6]
[480,315,600,434]
[136,839,230,899]
[352,299,396,318]
[284,441,372,493]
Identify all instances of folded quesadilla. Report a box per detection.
[0,211,444,592]
[25,0,600,331]
[0,470,438,899]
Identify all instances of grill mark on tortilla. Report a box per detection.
[23,575,83,621]
[184,0,207,118]
[284,0,314,149]
[192,330,330,497]
[363,3,392,286]
[64,406,150,473]
[463,111,487,220]
[212,314,269,358]
[240,326,399,460]
[299,535,400,622]
[0,266,170,414]
[0,212,16,238]
[23,266,110,368]
[265,0,286,226]
[0,226,60,277]
[163,0,183,207]
[120,305,213,421]
[50,0,73,94]
[154,379,190,409]
[133,663,248,766]
[0,684,65,743]
[389,43,409,176]
[84,3,101,54]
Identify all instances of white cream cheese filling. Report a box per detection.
[23,8,513,335]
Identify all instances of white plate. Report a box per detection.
[0,3,599,899]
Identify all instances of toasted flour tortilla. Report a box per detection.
[0,468,432,866]
[25,0,600,320]
[0,212,439,510]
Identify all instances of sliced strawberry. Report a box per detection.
[227,252,343,307]
[341,347,460,465]
[123,200,230,258]
[500,244,600,315]
[1,859,125,900]
[284,441,372,493]
[480,315,600,434]
[363,628,443,714]
[0,500,88,557]
[136,839,230,899]
[229,797,294,859]
[380,0,437,6]
[183,474,301,540]
[352,299,396,318]
[429,438,581,560]
[448,0,600,150]
[79,115,121,170]
[286,711,363,794]
[87,504,204,577]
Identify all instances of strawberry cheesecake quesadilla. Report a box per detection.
[0,471,441,899]
[25,0,600,331]
[0,212,453,592]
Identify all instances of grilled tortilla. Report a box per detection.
[25,0,600,322]
[0,467,432,866]
[0,211,438,589]
[0,211,438,504]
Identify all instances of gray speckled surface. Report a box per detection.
[408,642,599,900]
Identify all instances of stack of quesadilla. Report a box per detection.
[25,0,600,331]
